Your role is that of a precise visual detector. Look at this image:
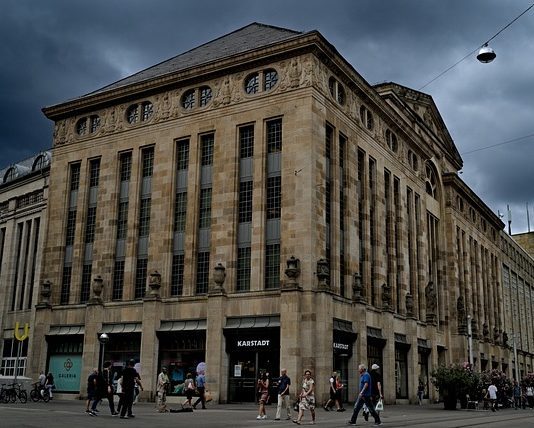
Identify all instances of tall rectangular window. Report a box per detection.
[265,243,280,289]
[112,260,125,300]
[120,153,132,181]
[196,252,210,294]
[117,202,129,239]
[239,181,253,223]
[65,211,77,246]
[171,254,185,296]
[267,119,282,153]
[237,247,252,292]
[358,149,366,283]
[201,134,214,166]
[325,124,333,280]
[60,266,72,305]
[266,176,281,220]
[84,206,97,243]
[80,264,92,303]
[199,188,212,229]
[174,192,187,232]
[339,133,347,296]
[142,148,154,178]
[138,198,152,237]
[70,164,81,191]
[89,159,100,187]
[135,258,148,299]
[240,125,254,158]
[369,157,377,306]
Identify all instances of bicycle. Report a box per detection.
[30,382,50,402]
[2,383,27,404]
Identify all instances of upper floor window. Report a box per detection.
[3,167,16,183]
[126,101,153,124]
[385,129,398,152]
[408,149,418,172]
[76,115,101,136]
[181,86,213,110]
[359,105,374,130]
[32,153,50,171]
[244,69,278,95]
[425,163,437,198]
[328,77,345,105]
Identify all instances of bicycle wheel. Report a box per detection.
[30,388,40,402]
[18,390,27,403]
[0,390,7,404]
[42,389,50,403]
[9,389,17,403]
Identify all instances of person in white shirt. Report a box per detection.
[487,383,498,412]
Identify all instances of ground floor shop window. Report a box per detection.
[46,336,83,392]
[158,331,206,396]
[103,333,141,381]
[417,348,430,398]
[1,338,28,377]
[367,339,384,394]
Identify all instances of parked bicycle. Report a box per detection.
[1,382,27,403]
[30,382,50,402]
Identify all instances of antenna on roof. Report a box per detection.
[507,204,512,235]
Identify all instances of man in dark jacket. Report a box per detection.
[102,361,119,415]
[120,359,143,419]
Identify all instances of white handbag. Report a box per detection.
[375,398,384,411]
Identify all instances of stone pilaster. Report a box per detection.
[81,303,104,399]
[140,295,161,401]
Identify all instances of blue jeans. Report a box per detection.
[349,395,381,424]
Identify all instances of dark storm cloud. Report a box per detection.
[2,0,533,231]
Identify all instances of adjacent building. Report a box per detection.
[28,23,534,403]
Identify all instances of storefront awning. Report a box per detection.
[100,323,142,333]
[48,325,85,335]
[158,319,207,331]
[225,315,280,329]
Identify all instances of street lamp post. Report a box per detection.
[98,333,109,372]
[467,315,474,367]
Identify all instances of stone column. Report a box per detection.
[82,292,105,399]
[30,280,54,379]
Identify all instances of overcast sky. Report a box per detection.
[2,0,533,233]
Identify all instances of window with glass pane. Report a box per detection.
[127,105,139,124]
[239,181,253,223]
[239,125,254,158]
[199,86,212,106]
[142,148,154,178]
[85,206,97,243]
[199,188,212,228]
[80,264,92,303]
[266,176,281,219]
[177,139,190,170]
[174,192,187,232]
[60,265,72,304]
[201,134,214,166]
[117,201,128,239]
[138,198,151,237]
[237,247,251,291]
[181,89,195,109]
[264,69,278,91]
[245,73,259,94]
[89,159,100,187]
[120,153,132,181]
[70,163,81,190]
[112,260,125,300]
[265,244,280,289]
[142,102,153,121]
[196,252,210,294]
[267,119,282,153]
[76,118,87,135]
[171,254,185,296]
[65,210,77,246]
[90,115,100,133]
[135,258,148,299]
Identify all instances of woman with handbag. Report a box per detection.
[293,370,316,425]
[256,372,270,420]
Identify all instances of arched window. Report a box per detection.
[3,167,17,183]
[385,129,398,152]
[32,154,49,171]
[360,105,374,130]
[425,163,437,199]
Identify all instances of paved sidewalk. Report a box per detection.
[1,399,534,427]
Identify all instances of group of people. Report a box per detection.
[85,359,144,419]
[255,363,383,426]
[37,371,55,399]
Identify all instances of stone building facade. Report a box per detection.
[0,152,50,377]
[29,23,534,403]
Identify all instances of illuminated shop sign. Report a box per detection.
[237,339,270,347]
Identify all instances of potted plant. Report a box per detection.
[431,364,480,410]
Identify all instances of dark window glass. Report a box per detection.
[171,254,185,296]
[70,163,81,191]
[90,115,100,133]
[89,159,100,187]
[239,181,253,223]
[199,188,212,229]
[177,140,190,170]
[239,125,254,159]
[265,243,280,289]
[117,201,129,239]
[80,264,92,303]
[138,198,151,237]
[245,73,259,94]
[201,134,214,166]
[199,86,212,107]
[237,247,251,291]
[142,102,153,121]
[264,69,278,91]
[76,118,87,135]
[85,206,97,243]
[142,148,154,178]
[135,258,148,299]
[174,192,187,232]
[182,89,195,109]
[127,105,139,124]
[266,176,281,219]
[112,260,125,300]
[65,210,77,246]
[120,153,132,181]
[267,119,282,153]
[196,252,210,294]
[60,265,72,305]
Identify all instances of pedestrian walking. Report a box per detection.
[526,385,534,408]
[513,381,522,409]
[120,359,143,419]
[292,369,316,425]
[102,361,118,415]
[156,366,170,412]
[417,382,424,405]
[183,372,196,409]
[45,372,55,400]
[85,368,100,416]
[256,371,270,420]
[193,371,206,409]
[347,364,382,426]
[363,364,383,421]
[275,368,292,420]
[487,382,498,412]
